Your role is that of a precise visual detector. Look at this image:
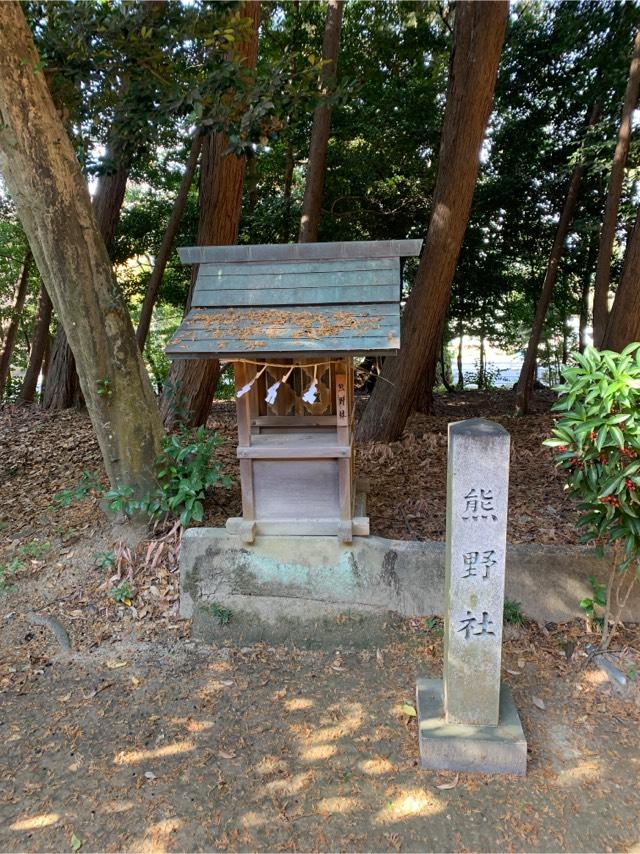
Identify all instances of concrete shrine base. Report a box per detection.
[180,527,640,646]
[416,678,527,776]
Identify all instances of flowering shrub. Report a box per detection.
[544,344,640,647]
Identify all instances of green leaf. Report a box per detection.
[596,425,609,451]
[610,425,625,448]
[70,834,82,851]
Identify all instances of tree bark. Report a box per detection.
[456,317,464,389]
[602,206,640,351]
[41,324,82,409]
[136,132,203,350]
[515,103,601,415]
[578,230,598,352]
[41,329,52,400]
[298,0,344,242]
[160,1,261,430]
[357,1,508,442]
[0,2,163,494]
[592,31,640,347]
[43,143,129,409]
[93,151,129,255]
[0,251,31,400]
[17,282,53,404]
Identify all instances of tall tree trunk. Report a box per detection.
[456,317,464,389]
[43,145,129,409]
[592,31,640,346]
[357,1,508,442]
[160,1,261,430]
[298,0,344,242]
[41,329,52,401]
[17,282,52,404]
[136,132,203,350]
[92,153,128,254]
[479,335,486,389]
[515,103,601,415]
[578,229,598,352]
[41,324,82,409]
[439,335,454,392]
[602,206,640,351]
[0,3,163,494]
[0,251,31,400]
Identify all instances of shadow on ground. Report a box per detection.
[1,623,638,853]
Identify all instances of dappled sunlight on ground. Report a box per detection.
[317,796,363,815]
[300,743,338,761]
[10,813,61,831]
[359,757,396,775]
[113,740,196,765]
[375,789,444,825]
[131,818,184,854]
[1,623,639,851]
[553,759,601,788]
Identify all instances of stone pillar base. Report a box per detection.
[416,678,527,776]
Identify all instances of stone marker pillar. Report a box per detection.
[417,418,527,776]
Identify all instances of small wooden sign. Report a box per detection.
[335,373,348,426]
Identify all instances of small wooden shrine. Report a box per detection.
[166,240,422,543]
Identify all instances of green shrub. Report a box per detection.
[105,426,232,527]
[544,344,640,647]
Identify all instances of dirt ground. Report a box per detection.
[1,390,639,853]
[1,622,639,852]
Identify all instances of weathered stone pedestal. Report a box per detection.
[417,418,527,776]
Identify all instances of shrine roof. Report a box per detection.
[165,240,422,359]
[166,304,401,359]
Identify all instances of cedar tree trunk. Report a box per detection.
[17,282,53,404]
[161,1,261,430]
[357,1,508,442]
[0,2,163,494]
[0,251,31,399]
[298,0,344,242]
[456,317,464,389]
[136,132,203,350]
[602,206,640,351]
[515,103,602,415]
[578,229,598,352]
[41,324,82,409]
[592,31,640,346]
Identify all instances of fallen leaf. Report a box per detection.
[532,696,546,710]
[400,702,417,717]
[436,773,459,790]
[105,660,128,670]
[218,750,236,759]
[70,834,82,852]
[220,679,234,687]
[505,668,521,676]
